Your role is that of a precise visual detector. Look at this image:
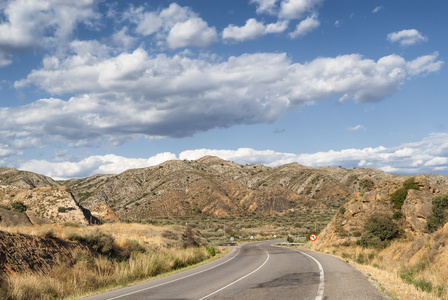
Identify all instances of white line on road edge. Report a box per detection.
[105,245,243,300]
[199,246,270,300]
[298,251,324,300]
[273,244,324,300]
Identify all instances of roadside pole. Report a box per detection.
[309,234,317,251]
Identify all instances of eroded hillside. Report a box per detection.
[62,156,402,220]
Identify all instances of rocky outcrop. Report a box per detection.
[318,174,448,246]
[0,186,91,225]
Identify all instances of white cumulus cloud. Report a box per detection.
[279,0,322,20]
[387,29,428,46]
[289,13,320,38]
[126,3,217,49]
[222,19,288,42]
[0,0,100,66]
[8,49,443,148]
[18,133,448,179]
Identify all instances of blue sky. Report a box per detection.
[0,0,447,179]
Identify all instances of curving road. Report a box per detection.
[82,240,388,300]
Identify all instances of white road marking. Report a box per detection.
[274,244,325,300]
[298,251,325,300]
[199,245,270,300]
[105,245,242,300]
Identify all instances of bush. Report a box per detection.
[390,177,419,209]
[426,194,448,233]
[69,229,116,258]
[205,245,216,256]
[390,188,408,209]
[359,178,375,191]
[403,177,419,190]
[393,211,403,220]
[11,201,27,213]
[360,213,399,249]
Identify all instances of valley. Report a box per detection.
[0,157,448,299]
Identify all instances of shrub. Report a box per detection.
[359,178,375,191]
[390,188,408,209]
[69,229,116,258]
[403,177,419,190]
[205,245,216,256]
[390,177,419,209]
[426,194,448,233]
[392,211,403,220]
[360,213,399,249]
[11,201,27,213]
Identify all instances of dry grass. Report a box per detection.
[0,223,219,300]
[317,231,448,300]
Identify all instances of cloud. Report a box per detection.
[289,14,320,38]
[0,0,100,65]
[9,49,443,147]
[250,0,279,15]
[372,6,384,13]
[167,18,218,49]
[19,133,448,179]
[20,152,178,179]
[348,125,365,131]
[126,3,217,49]
[387,29,428,46]
[279,0,322,20]
[222,19,288,42]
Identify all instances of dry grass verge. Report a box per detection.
[0,223,222,300]
[316,230,448,300]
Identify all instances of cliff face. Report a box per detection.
[62,156,401,219]
[318,174,448,246]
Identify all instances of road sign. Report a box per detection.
[309,234,317,241]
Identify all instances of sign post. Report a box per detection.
[309,234,317,251]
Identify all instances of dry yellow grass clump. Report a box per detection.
[0,223,220,300]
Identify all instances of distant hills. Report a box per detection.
[1,156,447,235]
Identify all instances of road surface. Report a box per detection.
[82,240,388,300]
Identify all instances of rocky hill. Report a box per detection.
[0,168,99,226]
[0,167,59,189]
[61,156,403,220]
[318,174,448,245]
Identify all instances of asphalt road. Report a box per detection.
[82,240,388,300]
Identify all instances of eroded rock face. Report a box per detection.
[401,189,433,235]
[0,186,90,225]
